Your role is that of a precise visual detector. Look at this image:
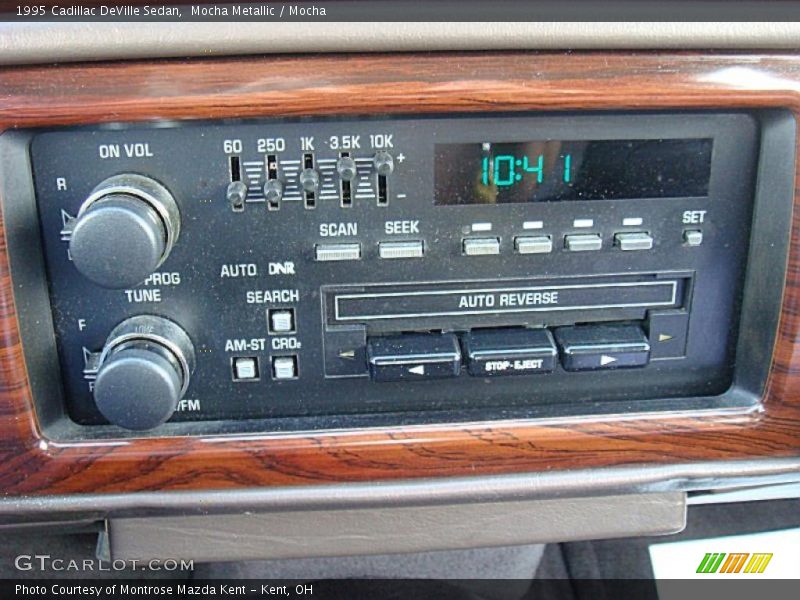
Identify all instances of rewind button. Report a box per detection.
[367,333,462,382]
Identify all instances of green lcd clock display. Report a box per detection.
[434,138,713,205]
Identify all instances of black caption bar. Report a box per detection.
[6,2,800,22]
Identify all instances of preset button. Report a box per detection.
[515,236,553,255]
[565,234,602,252]
[463,237,500,256]
[614,232,654,251]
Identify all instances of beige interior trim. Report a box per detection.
[109,492,686,561]
[1,22,800,66]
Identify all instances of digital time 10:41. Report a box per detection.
[481,154,573,187]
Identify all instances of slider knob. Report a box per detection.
[93,316,195,431]
[226,181,248,209]
[336,156,358,181]
[299,168,320,193]
[68,174,180,289]
[373,151,395,176]
[264,179,284,203]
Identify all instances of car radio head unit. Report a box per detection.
[0,110,793,435]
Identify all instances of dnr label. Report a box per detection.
[333,280,679,321]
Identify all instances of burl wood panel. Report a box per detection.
[1,53,800,496]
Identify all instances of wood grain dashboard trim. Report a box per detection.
[1,52,799,496]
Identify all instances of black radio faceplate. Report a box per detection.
[5,110,794,434]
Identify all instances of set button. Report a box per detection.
[684,229,703,246]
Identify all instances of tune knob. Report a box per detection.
[93,316,195,431]
[68,174,180,289]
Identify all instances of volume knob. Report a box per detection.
[93,316,195,431]
[68,174,180,289]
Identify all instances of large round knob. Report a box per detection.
[94,316,194,431]
[69,174,180,289]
